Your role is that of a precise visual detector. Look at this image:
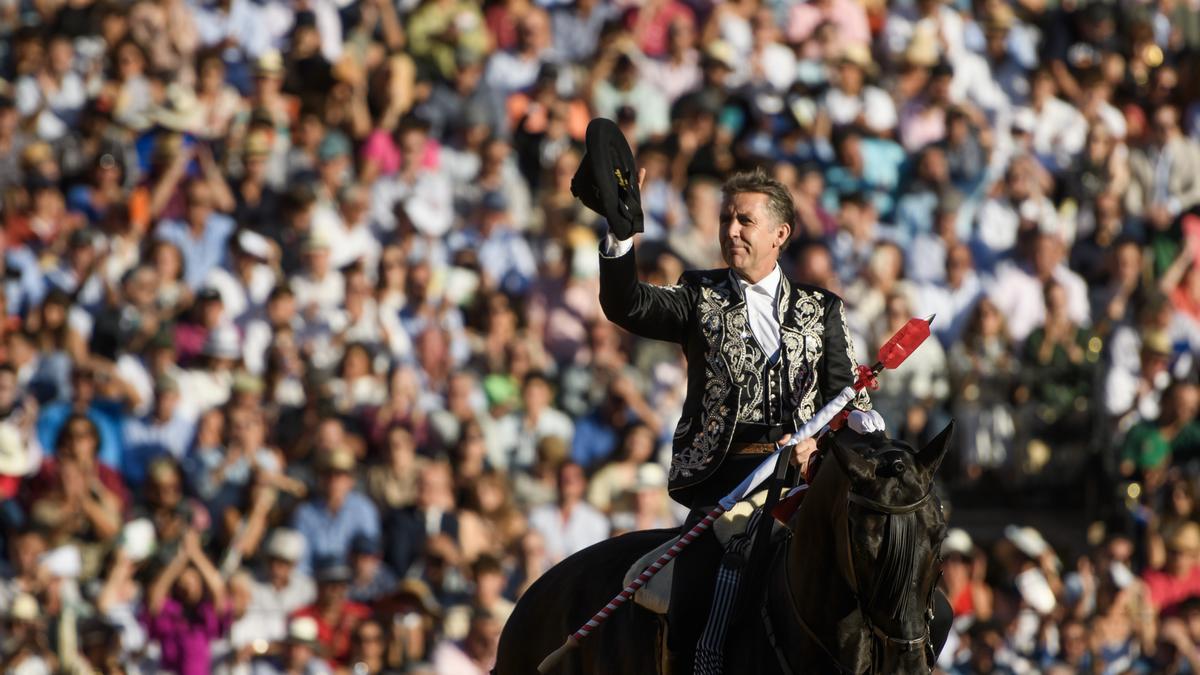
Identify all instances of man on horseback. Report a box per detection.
[578,120,881,673]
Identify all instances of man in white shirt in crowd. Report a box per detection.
[528,462,610,568]
[247,529,317,644]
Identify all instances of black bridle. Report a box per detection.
[763,450,942,674]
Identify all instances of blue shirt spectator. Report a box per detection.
[155,181,235,291]
[122,377,195,486]
[292,449,381,573]
[37,399,127,472]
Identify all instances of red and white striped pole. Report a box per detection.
[536,316,934,673]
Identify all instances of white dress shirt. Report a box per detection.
[732,264,782,360]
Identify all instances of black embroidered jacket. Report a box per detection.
[599,248,872,502]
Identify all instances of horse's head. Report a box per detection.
[818,422,952,674]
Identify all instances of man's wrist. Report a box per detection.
[600,233,633,259]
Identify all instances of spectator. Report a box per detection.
[247,529,316,644]
[1144,522,1200,615]
[528,462,608,567]
[346,617,390,675]
[947,298,1018,479]
[253,616,334,675]
[347,533,398,605]
[1017,280,1100,452]
[365,425,426,511]
[291,559,371,666]
[26,413,128,545]
[1120,381,1200,481]
[0,593,54,673]
[292,448,380,573]
[155,179,237,291]
[586,422,658,513]
[490,371,573,473]
[122,374,195,480]
[1126,105,1200,228]
[940,529,993,624]
[990,232,1091,343]
[609,463,677,534]
[143,530,230,675]
[383,461,460,578]
[431,610,501,675]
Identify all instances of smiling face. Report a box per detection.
[719,192,790,283]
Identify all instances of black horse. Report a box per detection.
[495,424,954,675]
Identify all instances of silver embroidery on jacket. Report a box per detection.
[670,281,735,480]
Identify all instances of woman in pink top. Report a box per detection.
[143,530,231,675]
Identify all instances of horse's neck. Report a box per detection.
[782,479,871,669]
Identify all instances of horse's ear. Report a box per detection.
[916,421,955,477]
[832,440,875,485]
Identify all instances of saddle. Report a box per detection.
[621,489,795,615]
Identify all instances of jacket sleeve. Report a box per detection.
[821,295,873,411]
[598,244,692,344]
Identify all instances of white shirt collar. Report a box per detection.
[733,264,782,300]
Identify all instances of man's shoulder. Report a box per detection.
[786,280,843,307]
[678,267,729,285]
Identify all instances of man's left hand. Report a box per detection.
[780,434,818,472]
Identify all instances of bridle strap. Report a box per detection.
[871,622,929,651]
[847,490,932,515]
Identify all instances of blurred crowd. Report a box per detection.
[0,0,1199,672]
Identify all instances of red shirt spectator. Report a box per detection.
[625,1,695,59]
[1143,523,1200,614]
[291,562,372,665]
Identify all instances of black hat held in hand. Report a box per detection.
[571,118,644,240]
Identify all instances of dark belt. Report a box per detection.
[730,442,778,456]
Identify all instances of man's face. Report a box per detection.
[523,379,550,412]
[269,557,294,586]
[1032,73,1055,101]
[416,468,449,509]
[126,268,159,308]
[1032,235,1060,279]
[353,551,378,579]
[186,185,213,229]
[286,642,313,668]
[11,532,46,575]
[71,371,96,405]
[0,372,17,411]
[557,464,586,503]
[318,580,348,607]
[322,470,355,503]
[398,129,427,172]
[1154,107,1179,145]
[267,294,295,325]
[48,39,74,75]
[719,192,788,281]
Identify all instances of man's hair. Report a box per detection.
[720,168,796,231]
